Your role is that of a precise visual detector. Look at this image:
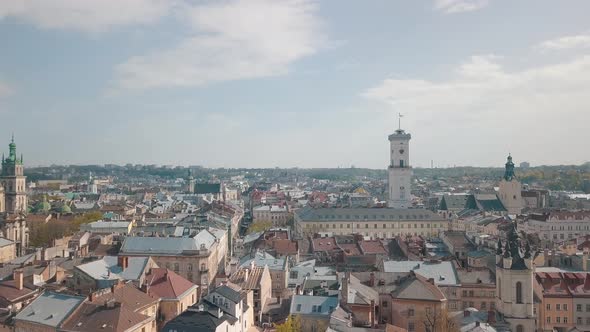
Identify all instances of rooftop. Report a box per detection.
[382,260,459,286]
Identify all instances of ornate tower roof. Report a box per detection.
[503,154,515,181]
[3,135,22,165]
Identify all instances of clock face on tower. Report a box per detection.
[399,149,404,154]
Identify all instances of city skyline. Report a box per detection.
[1,0,589,168]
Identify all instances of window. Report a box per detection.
[481,302,487,310]
[382,301,388,308]
[296,304,301,312]
[563,304,568,311]
[516,282,522,304]
[516,325,523,332]
[347,224,350,228]
[463,290,468,297]
[408,322,415,332]
[556,317,561,323]
[547,304,551,311]
[557,304,561,311]
[586,317,590,325]
[318,305,322,312]
[408,309,415,317]
[290,271,298,279]
[547,317,551,323]
[578,317,583,325]
[578,304,582,312]
[498,278,501,299]
[586,304,590,312]
[490,302,495,310]
[312,305,317,312]
[174,263,180,272]
[564,317,568,324]
[187,264,192,271]
[365,224,368,229]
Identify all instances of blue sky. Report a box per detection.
[1,0,589,168]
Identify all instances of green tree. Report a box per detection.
[275,315,301,332]
[246,221,272,234]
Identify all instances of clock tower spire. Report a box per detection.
[387,116,412,208]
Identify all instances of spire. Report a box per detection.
[503,153,515,181]
[524,242,532,259]
[496,239,503,255]
[503,241,511,258]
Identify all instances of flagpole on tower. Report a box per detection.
[398,113,403,131]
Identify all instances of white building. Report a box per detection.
[523,210,590,243]
[253,205,290,225]
[387,125,412,209]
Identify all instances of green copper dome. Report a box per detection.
[34,196,51,213]
[60,203,72,214]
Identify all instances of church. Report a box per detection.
[0,137,29,255]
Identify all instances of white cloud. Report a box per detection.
[434,0,489,14]
[537,33,590,51]
[362,54,590,166]
[0,0,173,32]
[115,0,325,90]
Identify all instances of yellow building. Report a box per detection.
[295,207,448,239]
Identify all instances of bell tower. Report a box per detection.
[498,154,523,215]
[387,114,412,208]
[1,136,27,214]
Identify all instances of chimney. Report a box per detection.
[13,269,23,291]
[369,272,375,287]
[464,310,471,317]
[118,256,129,270]
[88,291,96,302]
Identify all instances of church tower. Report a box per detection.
[186,169,196,193]
[387,117,412,208]
[1,136,27,214]
[495,223,536,332]
[498,154,524,215]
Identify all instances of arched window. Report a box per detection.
[516,324,524,332]
[516,282,523,304]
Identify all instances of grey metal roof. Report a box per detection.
[76,256,149,281]
[121,230,217,255]
[296,206,445,222]
[0,237,14,247]
[15,292,85,327]
[382,260,459,286]
[239,252,286,270]
[211,285,242,304]
[289,295,339,316]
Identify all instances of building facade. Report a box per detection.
[295,207,447,239]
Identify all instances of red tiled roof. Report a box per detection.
[359,240,388,255]
[145,268,197,300]
[272,239,298,255]
[312,237,339,252]
[0,280,37,303]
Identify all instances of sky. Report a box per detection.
[1,0,589,169]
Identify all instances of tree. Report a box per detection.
[274,315,301,332]
[246,221,272,234]
[421,305,459,332]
